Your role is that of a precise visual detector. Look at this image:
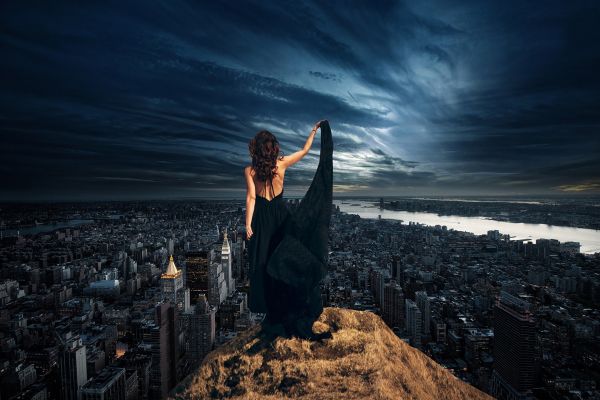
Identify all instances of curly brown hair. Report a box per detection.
[248,130,285,198]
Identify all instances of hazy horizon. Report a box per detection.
[2,192,599,204]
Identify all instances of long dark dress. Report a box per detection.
[247,120,333,340]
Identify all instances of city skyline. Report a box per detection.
[0,195,598,398]
[2,1,600,201]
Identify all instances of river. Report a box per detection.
[334,200,600,255]
[2,219,95,237]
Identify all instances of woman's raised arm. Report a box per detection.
[281,120,324,168]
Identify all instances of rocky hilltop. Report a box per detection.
[171,307,492,400]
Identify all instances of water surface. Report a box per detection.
[335,200,600,254]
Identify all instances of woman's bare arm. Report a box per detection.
[282,120,323,168]
[244,166,256,239]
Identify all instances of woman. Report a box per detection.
[244,119,333,340]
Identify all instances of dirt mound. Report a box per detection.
[171,307,492,400]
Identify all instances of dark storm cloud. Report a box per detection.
[1,0,598,200]
[309,71,342,82]
[416,0,600,193]
[370,148,419,169]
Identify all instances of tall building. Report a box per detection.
[161,255,188,312]
[80,366,126,400]
[113,251,127,279]
[1,363,38,398]
[464,328,494,370]
[183,294,216,369]
[125,257,137,279]
[432,317,447,344]
[382,280,404,329]
[143,303,178,400]
[220,232,234,295]
[217,291,248,330]
[232,236,244,283]
[58,333,88,400]
[415,291,431,336]
[185,250,211,304]
[208,259,227,309]
[405,299,422,348]
[491,291,537,400]
[115,349,151,400]
[370,268,389,307]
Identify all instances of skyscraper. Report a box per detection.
[405,299,422,348]
[220,232,234,295]
[491,291,537,400]
[183,294,216,369]
[80,366,126,400]
[232,236,244,283]
[415,291,431,336]
[185,250,211,304]
[143,303,177,400]
[161,255,188,311]
[370,268,388,308]
[115,349,151,400]
[58,333,88,400]
[167,238,175,255]
[208,259,227,309]
[383,280,404,329]
[432,317,447,344]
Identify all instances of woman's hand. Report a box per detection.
[246,225,253,240]
[312,120,325,133]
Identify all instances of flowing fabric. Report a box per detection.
[247,120,333,339]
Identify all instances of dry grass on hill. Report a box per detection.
[171,307,492,400]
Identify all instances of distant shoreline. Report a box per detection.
[371,198,600,231]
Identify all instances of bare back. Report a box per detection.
[249,160,286,200]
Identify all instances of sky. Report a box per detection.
[1,1,599,201]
